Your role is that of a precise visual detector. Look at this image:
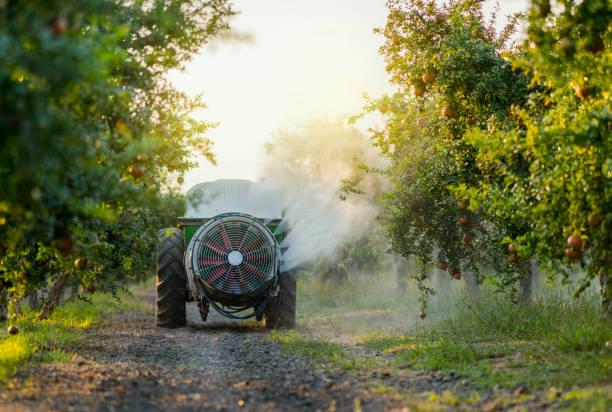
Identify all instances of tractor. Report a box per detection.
[156,179,296,328]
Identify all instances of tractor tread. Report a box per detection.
[156,228,187,328]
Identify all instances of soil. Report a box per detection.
[1,290,553,412]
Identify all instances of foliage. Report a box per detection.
[356,0,534,309]
[457,0,612,304]
[0,0,234,314]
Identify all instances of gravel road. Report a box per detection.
[1,290,412,412]
[1,290,558,412]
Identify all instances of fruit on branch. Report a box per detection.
[419,311,426,319]
[453,273,461,280]
[565,247,582,260]
[573,84,590,100]
[177,176,184,184]
[442,107,455,118]
[448,267,455,276]
[457,201,467,209]
[508,243,517,253]
[74,257,89,271]
[87,284,97,293]
[567,235,582,250]
[57,235,76,255]
[8,325,19,335]
[459,216,468,225]
[136,154,150,163]
[422,72,435,84]
[509,254,520,263]
[437,261,448,271]
[462,234,473,243]
[129,165,145,178]
[413,86,425,97]
[51,17,68,36]
[588,214,603,228]
[417,118,429,128]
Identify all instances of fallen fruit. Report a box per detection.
[8,325,19,335]
[87,284,96,293]
[567,235,582,249]
[453,273,461,280]
[565,247,582,260]
[129,165,145,178]
[419,311,426,319]
[422,72,435,84]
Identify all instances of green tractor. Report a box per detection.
[156,179,296,329]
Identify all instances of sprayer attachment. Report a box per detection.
[184,213,280,305]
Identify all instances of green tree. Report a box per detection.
[0,0,234,319]
[460,0,612,313]
[357,0,534,310]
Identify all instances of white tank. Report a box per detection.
[184,179,283,219]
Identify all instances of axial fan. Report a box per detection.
[184,213,280,304]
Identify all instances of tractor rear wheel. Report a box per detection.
[156,228,187,328]
[264,270,296,329]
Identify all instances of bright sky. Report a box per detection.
[168,0,529,190]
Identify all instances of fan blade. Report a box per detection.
[200,239,225,255]
[219,225,231,249]
[206,266,228,284]
[244,263,265,279]
[200,256,224,266]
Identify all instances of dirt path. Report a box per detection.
[2,291,415,412]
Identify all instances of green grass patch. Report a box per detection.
[0,292,143,386]
[356,289,612,409]
[267,330,345,361]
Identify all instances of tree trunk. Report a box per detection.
[38,271,69,320]
[463,272,481,298]
[0,283,8,322]
[391,254,407,294]
[65,285,79,302]
[518,260,534,304]
[599,268,612,317]
[27,289,41,310]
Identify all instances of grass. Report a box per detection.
[356,288,612,409]
[284,272,612,409]
[0,291,143,386]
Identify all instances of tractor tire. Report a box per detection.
[156,228,187,328]
[264,270,296,329]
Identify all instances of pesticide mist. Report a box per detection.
[257,120,385,272]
